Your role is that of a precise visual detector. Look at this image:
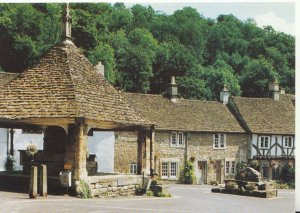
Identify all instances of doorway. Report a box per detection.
[197,161,207,184]
[215,160,222,184]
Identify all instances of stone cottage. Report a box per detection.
[123,77,249,184]
[228,81,295,180]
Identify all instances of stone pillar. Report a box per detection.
[9,128,15,156]
[29,166,38,199]
[145,130,151,175]
[39,164,47,197]
[65,121,88,182]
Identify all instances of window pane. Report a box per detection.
[162,162,168,177]
[130,164,137,174]
[178,133,183,145]
[171,133,177,145]
[214,134,219,148]
[289,137,292,147]
[226,161,230,174]
[231,161,235,174]
[264,137,268,148]
[170,162,178,177]
[220,134,224,147]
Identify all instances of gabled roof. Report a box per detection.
[0,41,151,127]
[124,93,245,133]
[231,95,295,135]
[0,73,18,87]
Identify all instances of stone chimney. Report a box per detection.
[269,80,280,101]
[220,84,229,105]
[167,76,178,102]
[95,62,105,76]
[62,3,73,43]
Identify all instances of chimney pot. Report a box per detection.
[167,76,178,102]
[220,84,230,105]
[269,80,280,101]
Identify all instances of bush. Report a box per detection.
[157,192,171,197]
[77,180,93,199]
[146,190,153,196]
[280,163,295,189]
[179,160,196,184]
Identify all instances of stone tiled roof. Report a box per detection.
[0,73,18,87]
[231,95,295,134]
[0,41,151,127]
[123,93,245,133]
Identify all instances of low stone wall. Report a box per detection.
[88,175,143,198]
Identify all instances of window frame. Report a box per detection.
[213,133,226,149]
[170,132,185,148]
[225,159,235,175]
[258,136,270,149]
[283,136,293,148]
[130,163,138,175]
[160,159,179,180]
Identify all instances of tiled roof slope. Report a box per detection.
[0,73,18,87]
[0,41,150,126]
[123,93,245,133]
[231,95,295,134]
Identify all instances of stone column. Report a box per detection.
[39,164,47,197]
[9,129,15,156]
[145,130,151,175]
[65,121,88,182]
[74,122,88,181]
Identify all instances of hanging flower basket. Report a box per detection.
[25,143,38,159]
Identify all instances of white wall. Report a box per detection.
[12,129,44,171]
[87,131,115,173]
[0,128,8,171]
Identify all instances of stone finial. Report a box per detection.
[62,3,73,43]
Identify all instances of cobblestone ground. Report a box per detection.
[0,184,295,213]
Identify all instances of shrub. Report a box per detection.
[179,160,196,184]
[146,190,153,196]
[249,160,260,171]
[157,192,171,197]
[77,180,93,199]
[280,163,295,189]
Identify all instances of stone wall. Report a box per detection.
[88,175,142,197]
[154,130,249,183]
[114,131,139,174]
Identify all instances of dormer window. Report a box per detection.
[213,134,226,149]
[170,132,185,147]
[259,136,270,149]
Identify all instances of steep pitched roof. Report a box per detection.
[231,95,295,135]
[123,93,245,133]
[0,73,18,87]
[0,41,150,127]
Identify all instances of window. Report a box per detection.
[171,132,177,146]
[130,164,138,174]
[259,136,270,149]
[161,162,169,178]
[225,160,235,175]
[161,160,179,180]
[283,136,293,148]
[170,132,185,147]
[170,162,178,178]
[213,134,226,149]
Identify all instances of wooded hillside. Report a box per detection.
[0,3,295,100]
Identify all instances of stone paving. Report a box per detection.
[0,184,295,213]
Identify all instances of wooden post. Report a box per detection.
[9,129,15,156]
[29,166,38,199]
[39,164,47,197]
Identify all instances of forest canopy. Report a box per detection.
[0,3,295,100]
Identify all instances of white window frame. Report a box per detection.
[170,132,185,147]
[259,136,270,149]
[130,163,138,174]
[283,136,293,148]
[160,159,179,180]
[213,133,226,149]
[225,159,235,175]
